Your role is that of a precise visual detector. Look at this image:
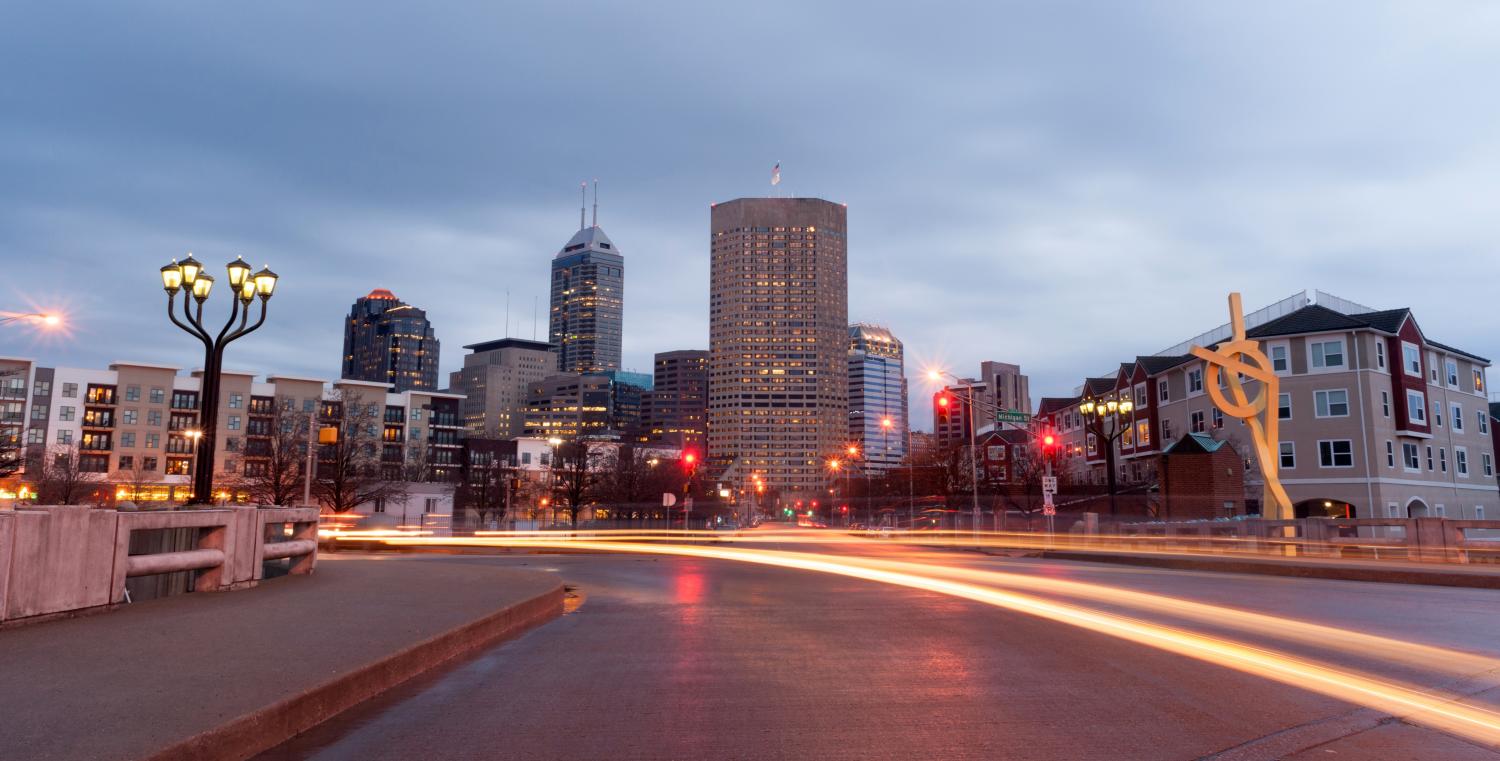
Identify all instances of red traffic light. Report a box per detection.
[840,505,848,513]
[937,395,951,408]
[1042,433,1057,448]
[683,451,697,465]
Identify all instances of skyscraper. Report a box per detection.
[549,184,624,374]
[848,324,907,473]
[341,289,441,392]
[642,349,709,450]
[708,198,848,495]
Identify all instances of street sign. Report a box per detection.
[995,410,1029,424]
[1041,476,1058,493]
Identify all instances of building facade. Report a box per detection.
[848,324,907,473]
[932,361,1031,451]
[0,357,463,506]
[341,289,441,392]
[708,198,849,495]
[1034,293,1498,520]
[549,222,624,374]
[641,350,709,451]
[449,338,557,438]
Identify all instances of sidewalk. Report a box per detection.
[1040,548,1500,588]
[0,555,563,761]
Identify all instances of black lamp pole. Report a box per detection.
[160,254,278,505]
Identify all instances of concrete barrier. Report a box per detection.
[0,505,320,626]
[1103,516,1500,564]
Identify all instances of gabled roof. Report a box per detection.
[557,225,617,257]
[1428,340,1490,364]
[1036,396,1080,415]
[1161,432,1227,454]
[1245,304,1369,339]
[1136,354,1193,375]
[1083,377,1117,396]
[1349,308,1410,334]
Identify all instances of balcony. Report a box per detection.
[82,410,115,429]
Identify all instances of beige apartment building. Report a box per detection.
[449,338,557,438]
[1038,293,1497,519]
[0,357,463,506]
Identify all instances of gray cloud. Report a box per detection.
[3,2,1498,430]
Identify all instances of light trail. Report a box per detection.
[353,534,1500,748]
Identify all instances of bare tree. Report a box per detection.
[36,443,101,505]
[314,391,405,513]
[553,439,603,528]
[455,454,509,529]
[239,404,309,506]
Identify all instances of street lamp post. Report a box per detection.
[930,370,982,541]
[160,255,278,505]
[1078,394,1134,517]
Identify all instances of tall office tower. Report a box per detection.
[448,338,557,438]
[708,198,848,495]
[981,360,1031,415]
[643,350,709,450]
[549,184,624,373]
[848,324,907,474]
[341,289,441,392]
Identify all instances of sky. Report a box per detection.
[4,2,1500,431]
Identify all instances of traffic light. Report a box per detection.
[1041,432,1058,450]
[840,505,848,514]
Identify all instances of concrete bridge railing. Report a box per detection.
[0,505,319,626]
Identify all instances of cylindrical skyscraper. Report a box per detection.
[708,198,848,496]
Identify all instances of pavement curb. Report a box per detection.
[144,580,565,761]
[1040,550,1500,589]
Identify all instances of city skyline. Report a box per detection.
[6,4,1500,431]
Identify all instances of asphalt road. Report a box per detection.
[256,538,1500,760]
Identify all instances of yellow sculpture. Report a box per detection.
[1189,293,1294,520]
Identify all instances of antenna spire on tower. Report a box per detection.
[579,181,586,231]
[592,178,598,228]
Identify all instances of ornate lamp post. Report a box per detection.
[1078,394,1133,516]
[160,254,278,505]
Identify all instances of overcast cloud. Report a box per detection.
[4,2,1499,428]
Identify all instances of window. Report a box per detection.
[56,430,72,444]
[1158,380,1169,403]
[1480,411,1490,435]
[1381,391,1390,418]
[1407,391,1427,424]
[1402,442,1420,471]
[1375,341,1386,370]
[521,452,532,465]
[1086,434,1098,456]
[27,428,43,445]
[1122,425,1134,447]
[1456,448,1469,477]
[149,387,165,404]
[303,399,317,413]
[1475,369,1485,393]
[225,437,239,452]
[122,409,137,425]
[1188,369,1203,393]
[1211,408,1224,429]
[223,459,236,474]
[1190,411,1205,433]
[1314,389,1349,418]
[125,385,140,402]
[1310,340,1345,370]
[1484,453,1494,478]
[1452,404,1464,432]
[1440,448,1447,472]
[1279,442,1295,469]
[1278,393,1292,420]
[227,415,241,431]
[1430,353,1440,383]
[118,455,134,471]
[229,393,243,409]
[373,498,386,513]
[1269,343,1289,373]
[1478,506,1487,520]
[31,405,46,421]
[1319,440,1354,468]
[142,456,157,471]
[987,445,1005,460]
[121,432,135,448]
[145,433,159,449]
[1134,383,1147,409]
[58,405,74,421]
[424,498,438,514]
[33,380,50,396]
[1385,441,1395,468]
[62,382,78,398]
[1433,401,1442,428]
[1161,419,1173,442]
[165,458,190,475]
[148,410,162,426]
[1136,421,1150,446]
[1426,445,1434,470]
[1403,343,1421,376]
[1446,360,1459,387]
